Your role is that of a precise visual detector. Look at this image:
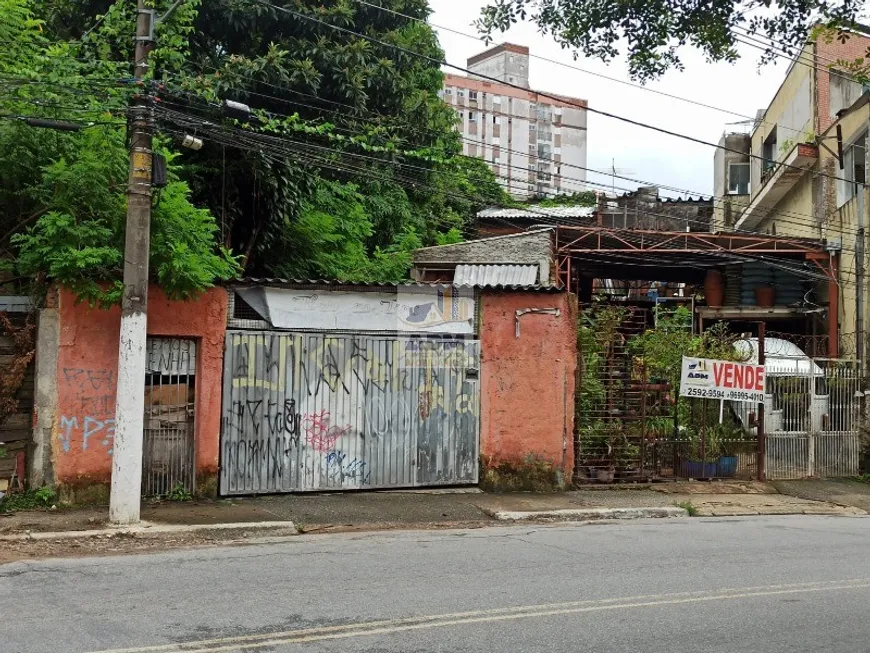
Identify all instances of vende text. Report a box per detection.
[712,362,764,391]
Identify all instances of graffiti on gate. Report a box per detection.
[58,368,116,458]
[302,409,352,452]
[325,450,371,484]
[222,333,481,492]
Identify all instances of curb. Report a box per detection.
[0,520,298,542]
[490,507,689,521]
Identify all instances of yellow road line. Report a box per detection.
[88,578,870,653]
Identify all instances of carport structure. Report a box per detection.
[553,226,840,357]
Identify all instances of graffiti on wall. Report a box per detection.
[58,367,117,458]
[221,333,480,494]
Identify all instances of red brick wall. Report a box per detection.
[54,286,228,486]
[815,33,870,133]
[480,291,577,485]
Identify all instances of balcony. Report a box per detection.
[735,143,818,231]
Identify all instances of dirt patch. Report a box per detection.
[773,479,870,512]
[0,530,257,565]
[650,481,778,495]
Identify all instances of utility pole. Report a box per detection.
[857,184,865,367]
[757,322,766,482]
[109,0,155,525]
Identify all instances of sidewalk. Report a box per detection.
[1,481,864,563]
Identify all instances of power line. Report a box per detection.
[250,0,864,193]
[156,69,842,238]
[154,80,866,251]
[155,104,862,285]
[349,0,815,138]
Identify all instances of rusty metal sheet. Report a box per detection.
[219,331,480,494]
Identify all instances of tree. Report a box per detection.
[476,0,864,82]
[3,0,511,293]
[151,0,510,275]
[0,0,240,305]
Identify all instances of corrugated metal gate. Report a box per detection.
[220,331,480,494]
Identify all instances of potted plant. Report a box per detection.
[713,422,745,477]
[680,426,722,478]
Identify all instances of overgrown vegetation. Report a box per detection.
[0,0,511,302]
[477,0,864,83]
[576,305,751,478]
[0,486,56,513]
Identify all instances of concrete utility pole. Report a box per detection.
[109,0,155,525]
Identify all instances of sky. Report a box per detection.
[428,0,792,198]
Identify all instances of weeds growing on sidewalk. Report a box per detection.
[0,487,56,513]
[165,483,193,502]
[675,501,698,516]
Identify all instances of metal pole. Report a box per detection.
[109,1,154,525]
[857,183,865,365]
[757,322,766,481]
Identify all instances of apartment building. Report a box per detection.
[711,29,870,354]
[441,43,588,199]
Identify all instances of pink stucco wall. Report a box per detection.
[480,291,577,483]
[54,286,227,486]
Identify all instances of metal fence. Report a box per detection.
[762,357,863,480]
[142,337,197,496]
[220,331,480,495]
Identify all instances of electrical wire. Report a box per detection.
[249,0,865,194]
[349,0,821,138]
[154,81,869,253]
[155,104,858,286]
[156,69,841,238]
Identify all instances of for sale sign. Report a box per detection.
[680,356,765,403]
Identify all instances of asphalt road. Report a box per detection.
[4,516,870,653]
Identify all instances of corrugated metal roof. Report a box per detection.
[454,264,538,287]
[477,206,596,219]
[233,278,561,291]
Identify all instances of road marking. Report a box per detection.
[87,578,870,653]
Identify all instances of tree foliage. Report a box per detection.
[477,0,864,82]
[0,0,240,305]
[2,0,510,291]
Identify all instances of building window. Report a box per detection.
[457,89,465,98]
[468,111,477,122]
[762,127,777,172]
[469,90,478,101]
[444,88,452,95]
[841,130,867,205]
[493,115,497,125]
[728,162,750,195]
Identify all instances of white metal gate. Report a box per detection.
[763,357,863,480]
[219,331,480,494]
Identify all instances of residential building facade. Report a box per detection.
[441,43,588,199]
[711,30,870,356]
